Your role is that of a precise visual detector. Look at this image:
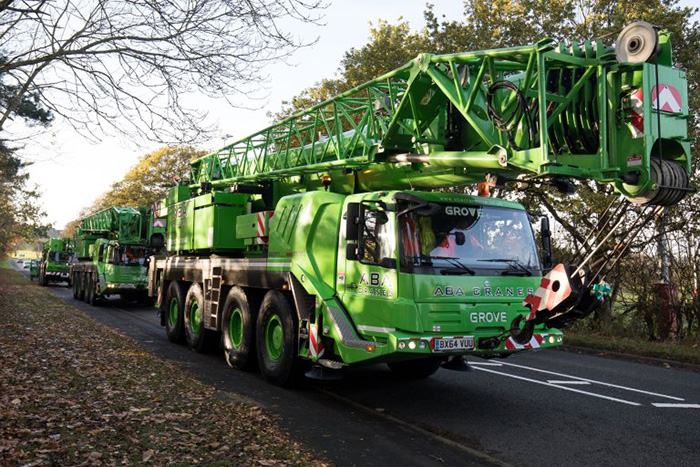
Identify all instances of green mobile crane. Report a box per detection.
[38,238,73,286]
[148,22,691,385]
[71,206,166,305]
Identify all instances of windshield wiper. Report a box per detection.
[478,258,533,276]
[429,256,476,276]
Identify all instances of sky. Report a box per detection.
[17,0,699,230]
[21,0,467,230]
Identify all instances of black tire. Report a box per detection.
[184,283,218,353]
[87,273,100,306]
[222,287,258,371]
[86,274,94,304]
[78,273,86,301]
[40,268,48,287]
[72,273,79,299]
[165,281,186,344]
[256,290,305,387]
[387,357,442,379]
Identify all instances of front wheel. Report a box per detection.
[387,357,443,379]
[165,281,186,344]
[222,287,258,371]
[256,290,304,387]
[184,283,218,353]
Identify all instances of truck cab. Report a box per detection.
[268,190,562,369]
[39,238,73,287]
[72,238,153,304]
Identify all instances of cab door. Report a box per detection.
[339,202,399,334]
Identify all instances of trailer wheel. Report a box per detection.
[78,273,86,301]
[387,357,442,379]
[85,274,94,304]
[165,281,186,344]
[222,287,258,371]
[256,290,304,386]
[184,283,218,353]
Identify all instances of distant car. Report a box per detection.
[16,259,23,264]
[23,262,30,269]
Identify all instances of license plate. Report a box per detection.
[432,336,475,352]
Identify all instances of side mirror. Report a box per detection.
[541,217,553,269]
[346,203,360,241]
[454,232,466,246]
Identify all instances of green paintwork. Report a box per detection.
[187,32,688,203]
[40,238,72,279]
[169,297,179,328]
[167,191,247,253]
[229,308,243,348]
[265,314,284,362]
[72,205,162,297]
[190,301,201,334]
[156,27,690,368]
[29,259,39,278]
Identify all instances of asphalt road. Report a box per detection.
[11,261,700,466]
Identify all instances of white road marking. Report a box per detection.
[473,367,642,406]
[652,403,700,409]
[467,362,503,366]
[547,380,591,385]
[498,361,685,401]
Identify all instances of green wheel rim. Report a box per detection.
[189,301,201,334]
[169,298,178,328]
[264,314,284,362]
[229,308,243,348]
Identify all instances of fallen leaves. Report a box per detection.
[0,269,329,466]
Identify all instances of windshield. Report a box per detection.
[115,245,151,267]
[399,202,541,275]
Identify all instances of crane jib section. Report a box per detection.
[190,27,690,206]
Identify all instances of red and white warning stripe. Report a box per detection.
[523,263,573,318]
[505,333,544,350]
[652,84,682,113]
[255,211,274,245]
[629,89,644,139]
[308,322,324,359]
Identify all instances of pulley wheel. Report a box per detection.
[616,21,658,63]
[626,158,688,206]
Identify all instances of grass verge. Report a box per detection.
[0,267,329,466]
[564,330,700,366]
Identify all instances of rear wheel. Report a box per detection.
[72,273,79,299]
[184,283,218,353]
[40,268,48,287]
[87,273,100,306]
[165,281,186,344]
[387,357,442,379]
[78,273,86,301]
[256,290,304,386]
[222,287,258,370]
[85,274,94,304]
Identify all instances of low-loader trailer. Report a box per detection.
[149,22,691,385]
